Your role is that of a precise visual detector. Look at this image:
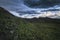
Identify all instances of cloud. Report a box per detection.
[8,10,60,19]
[0,0,60,19]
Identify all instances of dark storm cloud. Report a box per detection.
[0,0,60,18]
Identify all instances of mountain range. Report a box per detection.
[0,7,60,40]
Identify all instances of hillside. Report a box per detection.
[0,7,60,40]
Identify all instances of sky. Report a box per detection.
[0,0,60,19]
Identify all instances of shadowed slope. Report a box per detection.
[0,7,60,40]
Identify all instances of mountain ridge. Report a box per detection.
[0,7,60,40]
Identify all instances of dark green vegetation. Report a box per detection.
[0,7,60,40]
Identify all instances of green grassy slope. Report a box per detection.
[0,7,60,40]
